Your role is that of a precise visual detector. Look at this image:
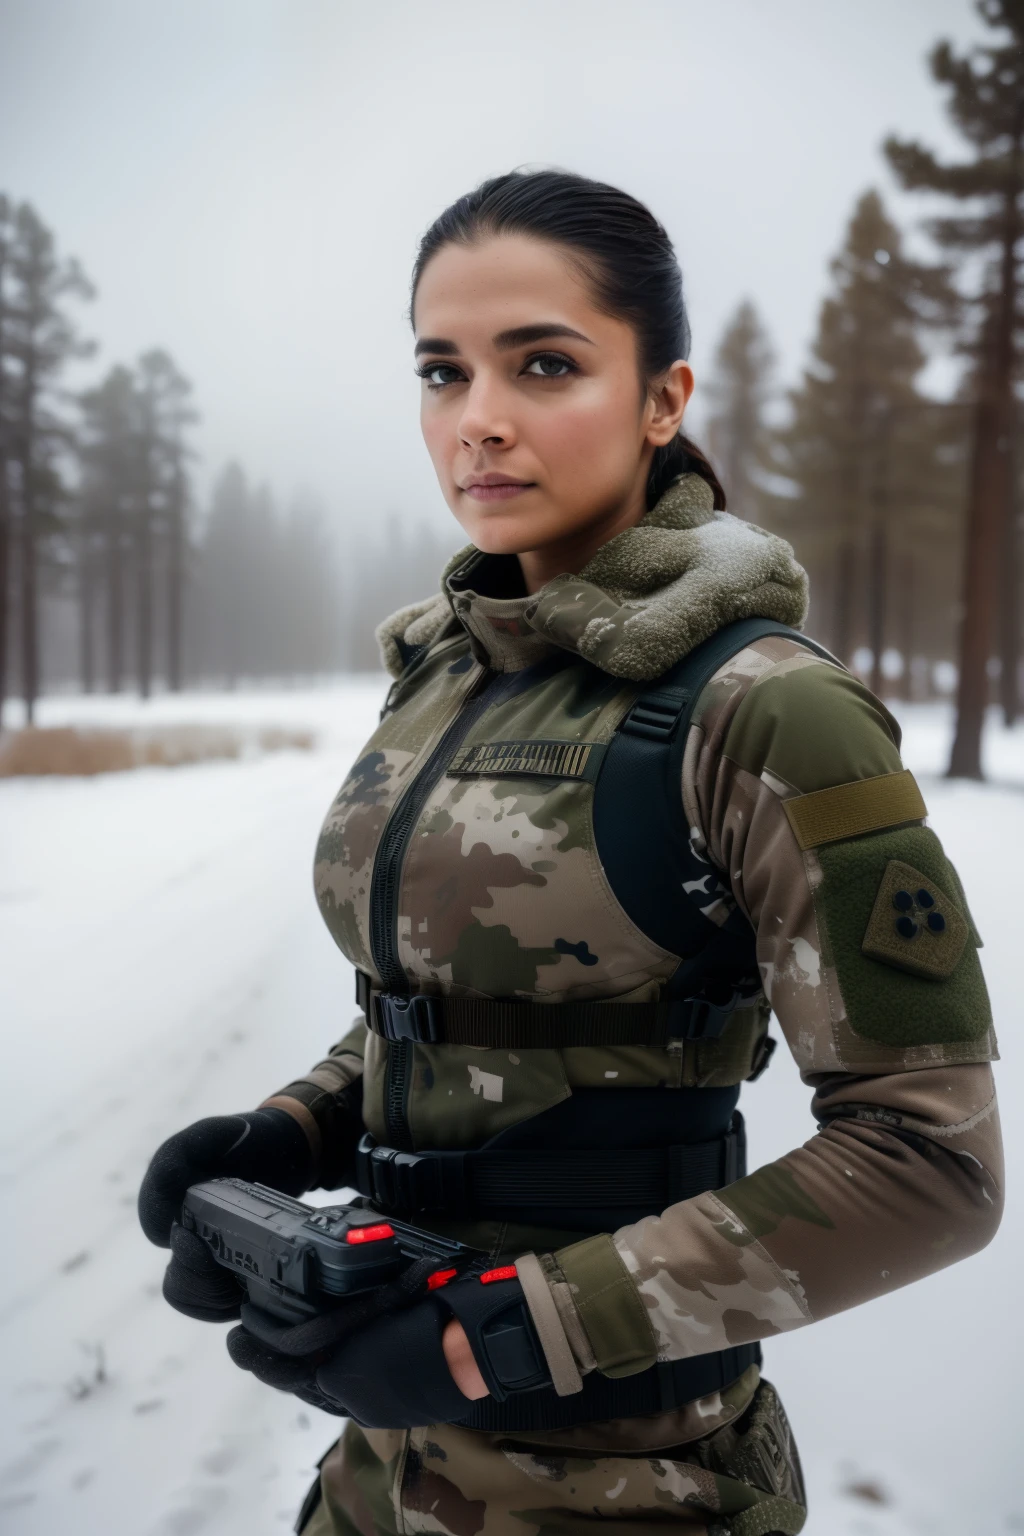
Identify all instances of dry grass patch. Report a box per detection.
[0,724,315,778]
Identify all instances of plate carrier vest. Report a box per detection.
[352,618,834,1430]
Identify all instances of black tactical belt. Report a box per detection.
[355,972,760,1048]
[355,1118,744,1222]
[458,1342,762,1432]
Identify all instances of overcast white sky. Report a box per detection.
[0,0,988,535]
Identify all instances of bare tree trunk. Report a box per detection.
[19,476,38,725]
[868,519,887,698]
[898,548,915,702]
[79,532,95,693]
[107,510,123,692]
[0,216,10,731]
[950,157,1021,776]
[949,380,1010,776]
[1000,448,1020,725]
[137,495,152,699]
[0,464,9,727]
[833,537,856,665]
[949,351,1016,776]
[166,472,184,692]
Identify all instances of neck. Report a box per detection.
[516,483,649,595]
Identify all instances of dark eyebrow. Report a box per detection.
[414,336,459,358]
[494,323,594,351]
[413,323,594,359]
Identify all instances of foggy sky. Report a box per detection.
[0,0,986,536]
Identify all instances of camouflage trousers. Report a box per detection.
[297,1373,806,1536]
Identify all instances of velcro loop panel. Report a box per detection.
[554,1233,657,1379]
[783,769,926,851]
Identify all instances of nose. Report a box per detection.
[457,373,516,451]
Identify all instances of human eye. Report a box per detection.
[415,361,466,389]
[522,351,578,379]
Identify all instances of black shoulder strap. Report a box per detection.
[619,618,838,745]
[592,618,837,970]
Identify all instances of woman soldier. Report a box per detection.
[140,171,1002,1536]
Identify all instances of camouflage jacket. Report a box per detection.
[266,474,1002,1404]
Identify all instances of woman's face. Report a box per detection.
[413,235,693,571]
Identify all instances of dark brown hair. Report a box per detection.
[411,169,725,511]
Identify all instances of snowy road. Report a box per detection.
[1,685,1020,1535]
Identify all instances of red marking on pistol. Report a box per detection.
[345,1223,394,1244]
[427,1267,458,1290]
[479,1265,517,1284]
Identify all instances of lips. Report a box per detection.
[461,476,535,503]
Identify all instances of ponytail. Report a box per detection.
[648,433,726,511]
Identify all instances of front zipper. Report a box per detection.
[383,1041,415,1152]
[370,665,514,1149]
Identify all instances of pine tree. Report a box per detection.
[4,202,93,721]
[79,365,142,693]
[136,350,194,697]
[771,190,959,690]
[705,300,775,524]
[886,0,1024,771]
[0,196,15,725]
[79,352,195,697]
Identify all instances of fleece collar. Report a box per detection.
[376,474,808,681]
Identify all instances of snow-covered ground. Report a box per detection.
[0,683,1020,1535]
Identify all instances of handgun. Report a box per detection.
[182,1177,477,1326]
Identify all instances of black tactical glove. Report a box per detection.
[138,1109,314,1323]
[226,1263,551,1428]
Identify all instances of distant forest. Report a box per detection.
[0,194,458,712]
[2,3,1024,779]
[44,454,459,690]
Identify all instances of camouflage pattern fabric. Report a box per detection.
[375,473,808,684]
[263,475,1002,1532]
[300,1376,806,1536]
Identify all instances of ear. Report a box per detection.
[646,361,694,448]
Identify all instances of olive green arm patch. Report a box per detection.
[554,1232,657,1379]
[814,825,991,1049]
[783,769,927,850]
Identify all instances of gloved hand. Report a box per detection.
[227,1262,551,1428]
[138,1109,314,1323]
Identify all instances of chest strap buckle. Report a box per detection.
[676,986,753,1042]
[374,992,443,1044]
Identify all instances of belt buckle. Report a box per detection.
[360,1141,414,1208]
[376,992,442,1044]
[369,1144,440,1211]
[355,1135,462,1214]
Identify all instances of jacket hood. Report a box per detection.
[376,473,808,682]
